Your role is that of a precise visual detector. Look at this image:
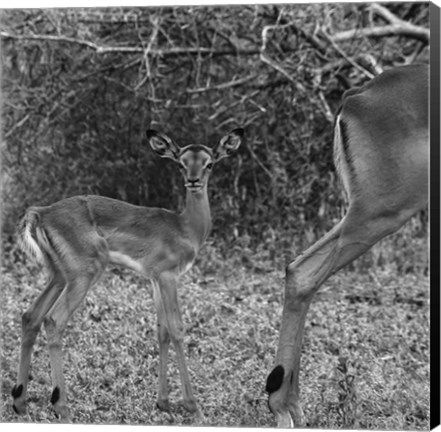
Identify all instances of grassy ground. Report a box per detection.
[0,234,429,428]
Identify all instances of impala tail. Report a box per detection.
[17,208,51,267]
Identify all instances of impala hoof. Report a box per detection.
[53,405,71,422]
[156,398,171,412]
[290,403,305,427]
[12,402,27,416]
[180,398,198,413]
[180,399,205,421]
[12,384,27,416]
[276,411,294,428]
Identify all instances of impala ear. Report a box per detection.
[213,128,244,162]
[146,129,180,161]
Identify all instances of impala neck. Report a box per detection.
[181,185,212,248]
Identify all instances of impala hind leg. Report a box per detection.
[12,269,66,416]
[267,206,413,427]
[43,254,107,421]
[266,222,343,427]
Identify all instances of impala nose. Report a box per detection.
[186,178,202,189]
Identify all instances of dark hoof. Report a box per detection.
[156,398,171,412]
[180,399,198,414]
[12,402,27,416]
[11,385,26,417]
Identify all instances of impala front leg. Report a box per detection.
[157,271,204,420]
[152,281,171,412]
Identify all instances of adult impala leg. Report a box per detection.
[267,203,424,427]
[267,221,343,427]
[266,65,428,427]
[12,269,66,415]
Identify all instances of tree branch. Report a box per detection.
[0,31,261,57]
[320,30,375,80]
[331,3,429,44]
[5,114,31,138]
[259,22,306,95]
[186,74,257,93]
[332,24,429,43]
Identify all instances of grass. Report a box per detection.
[0,230,429,428]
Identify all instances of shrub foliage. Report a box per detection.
[1,4,429,250]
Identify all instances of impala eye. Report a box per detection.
[206,163,213,170]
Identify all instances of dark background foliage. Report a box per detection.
[1,3,429,256]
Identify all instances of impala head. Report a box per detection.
[146,128,244,192]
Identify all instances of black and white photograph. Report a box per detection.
[0,1,437,429]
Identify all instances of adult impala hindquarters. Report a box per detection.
[265,64,428,427]
[12,127,243,422]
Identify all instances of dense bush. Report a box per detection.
[1,4,429,253]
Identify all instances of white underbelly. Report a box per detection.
[109,251,144,273]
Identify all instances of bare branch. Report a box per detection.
[135,16,160,91]
[259,22,306,95]
[320,30,375,80]
[5,114,31,138]
[0,31,261,57]
[260,52,295,83]
[317,91,333,124]
[74,57,142,83]
[332,24,429,44]
[186,74,257,93]
[371,3,402,25]
[331,3,429,44]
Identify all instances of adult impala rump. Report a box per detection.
[12,127,243,422]
[266,64,428,427]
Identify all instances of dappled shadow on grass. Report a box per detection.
[1,238,429,428]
